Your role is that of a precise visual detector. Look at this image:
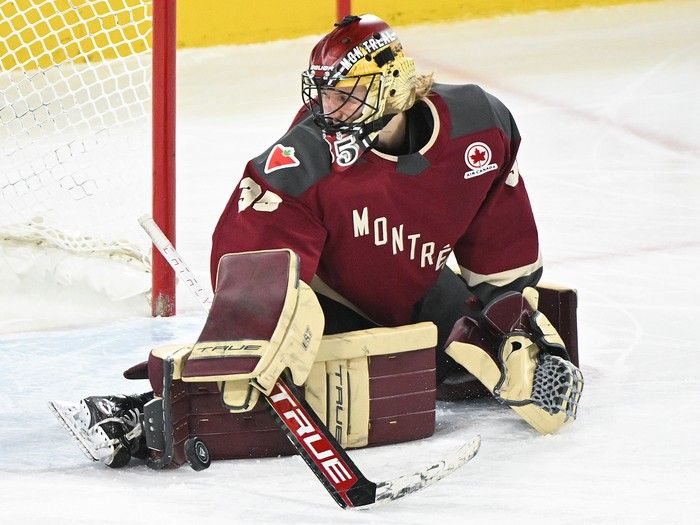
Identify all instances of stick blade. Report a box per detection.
[369,435,481,507]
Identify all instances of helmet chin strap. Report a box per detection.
[356,113,397,145]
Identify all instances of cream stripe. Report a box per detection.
[317,323,437,361]
[459,251,542,288]
[369,97,441,162]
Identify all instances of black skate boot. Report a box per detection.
[49,393,153,468]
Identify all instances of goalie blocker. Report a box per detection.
[128,249,438,467]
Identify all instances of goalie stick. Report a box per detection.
[139,214,481,508]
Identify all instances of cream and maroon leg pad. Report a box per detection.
[147,342,296,465]
[142,322,438,463]
[180,249,324,412]
[304,322,438,449]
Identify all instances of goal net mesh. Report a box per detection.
[0,0,153,300]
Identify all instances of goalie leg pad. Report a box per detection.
[305,322,438,449]
[137,322,438,464]
[145,346,295,466]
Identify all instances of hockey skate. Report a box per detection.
[49,394,151,468]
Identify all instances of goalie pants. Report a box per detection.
[317,268,474,384]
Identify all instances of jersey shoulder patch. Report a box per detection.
[431,83,517,141]
[251,113,332,198]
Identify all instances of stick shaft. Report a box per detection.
[139,214,213,308]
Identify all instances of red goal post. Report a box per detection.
[151,0,176,316]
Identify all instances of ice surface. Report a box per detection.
[1,1,699,523]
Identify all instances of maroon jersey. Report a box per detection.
[212,84,541,326]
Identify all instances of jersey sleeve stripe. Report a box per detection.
[458,251,542,288]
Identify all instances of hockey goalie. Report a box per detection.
[50,14,583,471]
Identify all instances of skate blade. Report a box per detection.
[48,401,100,462]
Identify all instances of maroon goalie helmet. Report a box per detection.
[301,14,417,137]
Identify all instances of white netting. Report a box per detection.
[530,353,583,420]
[0,0,153,300]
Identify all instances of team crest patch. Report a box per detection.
[264,144,300,173]
[464,142,498,179]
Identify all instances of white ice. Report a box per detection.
[1,1,699,523]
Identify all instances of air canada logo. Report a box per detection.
[464,142,498,179]
[264,144,300,174]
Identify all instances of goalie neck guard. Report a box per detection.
[301,14,417,142]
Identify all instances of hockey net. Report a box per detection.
[0,0,175,311]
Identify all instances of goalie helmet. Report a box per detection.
[301,14,418,136]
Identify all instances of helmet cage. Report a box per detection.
[301,70,384,133]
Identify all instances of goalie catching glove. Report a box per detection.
[445,288,583,434]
